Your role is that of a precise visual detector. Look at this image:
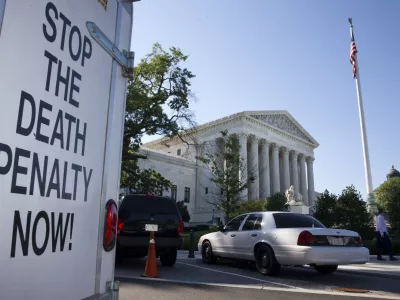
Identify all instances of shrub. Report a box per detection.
[265,192,290,212]
[231,200,266,218]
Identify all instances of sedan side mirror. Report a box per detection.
[218,225,225,232]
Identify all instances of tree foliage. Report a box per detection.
[336,185,373,238]
[375,177,400,236]
[122,169,172,195]
[231,200,266,219]
[197,130,251,222]
[265,192,290,212]
[121,43,196,191]
[312,186,374,239]
[312,190,338,228]
[176,200,191,222]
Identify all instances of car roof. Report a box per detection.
[123,193,173,199]
[234,211,310,218]
[244,211,298,215]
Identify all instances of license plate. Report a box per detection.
[145,224,158,232]
[328,236,344,246]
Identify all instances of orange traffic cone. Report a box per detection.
[142,231,159,278]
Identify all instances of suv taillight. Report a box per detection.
[103,200,118,252]
[144,193,156,198]
[297,230,316,246]
[177,220,184,236]
[117,218,123,236]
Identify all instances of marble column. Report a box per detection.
[299,154,309,205]
[215,137,225,171]
[281,147,290,192]
[271,143,280,194]
[248,135,259,200]
[290,150,299,194]
[259,139,270,199]
[306,156,315,207]
[238,133,248,200]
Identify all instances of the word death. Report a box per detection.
[0,143,92,202]
[16,90,87,156]
[10,210,74,257]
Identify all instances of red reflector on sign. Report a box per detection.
[103,200,118,252]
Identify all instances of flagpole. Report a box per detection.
[348,18,377,214]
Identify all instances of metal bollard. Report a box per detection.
[188,229,195,258]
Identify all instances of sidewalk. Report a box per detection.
[337,255,400,279]
[178,251,400,279]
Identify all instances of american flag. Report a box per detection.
[350,41,358,78]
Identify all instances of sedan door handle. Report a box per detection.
[251,234,257,237]
[231,234,236,237]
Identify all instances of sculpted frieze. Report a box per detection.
[251,114,313,143]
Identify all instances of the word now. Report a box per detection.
[10,210,74,257]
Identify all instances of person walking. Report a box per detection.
[376,208,398,261]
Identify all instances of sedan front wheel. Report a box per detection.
[202,241,216,264]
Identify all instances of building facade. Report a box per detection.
[136,111,319,224]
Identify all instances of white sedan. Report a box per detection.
[198,212,369,276]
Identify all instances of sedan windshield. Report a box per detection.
[273,213,325,228]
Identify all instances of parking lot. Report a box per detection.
[115,251,400,299]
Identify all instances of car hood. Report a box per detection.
[199,231,218,243]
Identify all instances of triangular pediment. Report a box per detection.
[248,111,318,145]
[143,110,319,149]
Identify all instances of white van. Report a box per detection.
[0,1,138,299]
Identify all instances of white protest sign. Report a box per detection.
[0,1,119,299]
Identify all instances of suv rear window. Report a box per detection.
[120,195,179,215]
[273,213,325,228]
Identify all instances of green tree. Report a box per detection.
[265,192,290,212]
[197,130,252,222]
[124,169,172,195]
[336,185,374,239]
[375,177,400,237]
[176,200,191,222]
[121,43,196,191]
[231,200,266,219]
[312,190,338,228]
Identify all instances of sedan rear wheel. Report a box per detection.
[202,241,216,264]
[255,245,281,276]
[314,265,338,274]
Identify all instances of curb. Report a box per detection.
[115,276,400,300]
[177,251,400,279]
[336,268,400,280]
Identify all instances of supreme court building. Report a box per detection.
[134,111,320,224]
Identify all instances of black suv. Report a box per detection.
[116,194,184,266]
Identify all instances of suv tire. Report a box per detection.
[160,248,177,267]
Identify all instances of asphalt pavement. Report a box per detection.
[119,279,399,300]
[115,254,400,299]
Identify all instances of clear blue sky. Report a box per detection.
[130,0,400,197]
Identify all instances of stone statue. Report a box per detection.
[297,192,302,203]
[285,185,303,206]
